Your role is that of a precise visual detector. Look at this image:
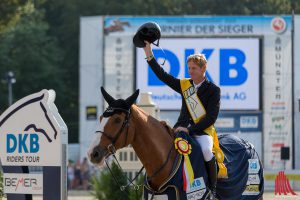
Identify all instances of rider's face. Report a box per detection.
[188,61,206,82]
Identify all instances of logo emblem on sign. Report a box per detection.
[248,159,260,174]
[271,17,286,34]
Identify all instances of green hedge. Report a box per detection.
[90,162,144,200]
[0,170,3,200]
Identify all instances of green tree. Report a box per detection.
[90,162,130,200]
[41,0,80,142]
[0,169,3,199]
[0,0,27,32]
[129,174,144,200]
[0,2,64,113]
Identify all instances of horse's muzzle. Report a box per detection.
[90,146,107,165]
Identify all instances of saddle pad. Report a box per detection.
[217,134,264,200]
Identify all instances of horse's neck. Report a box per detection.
[130,105,176,190]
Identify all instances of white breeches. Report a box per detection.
[194,135,214,162]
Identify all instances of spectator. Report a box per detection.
[81,157,90,190]
[74,160,82,189]
[67,160,75,190]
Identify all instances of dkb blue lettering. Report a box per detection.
[6,133,40,153]
[7,134,17,153]
[148,49,179,86]
[192,181,196,188]
[30,134,39,153]
[196,179,201,186]
[19,134,29,153]
[220,49,248,85]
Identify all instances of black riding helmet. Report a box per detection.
[133,22,161,48]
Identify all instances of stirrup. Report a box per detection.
[208,189,217,200]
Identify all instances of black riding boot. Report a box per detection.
[206,156,217,200]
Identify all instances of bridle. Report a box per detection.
[96,107,131,153]
[94,106,175,199]
[95,107,144,196]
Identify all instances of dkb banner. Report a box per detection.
[0,89,68,200]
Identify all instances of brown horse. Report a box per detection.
[88,88,176,191]
[88,88,264,200]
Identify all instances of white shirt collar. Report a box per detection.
[193,78,205,90]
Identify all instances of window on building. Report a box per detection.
[124,152,127,161]
[130,152,134,161]
[129,172,132,180]
[135,154,138,161]
[119,152,123,161]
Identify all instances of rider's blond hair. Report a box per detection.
[187,53,207,68]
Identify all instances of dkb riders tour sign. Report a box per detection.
[0,89,68,200]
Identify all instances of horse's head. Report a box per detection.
[88,87,139,166]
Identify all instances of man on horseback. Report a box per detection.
[143,42,220,199]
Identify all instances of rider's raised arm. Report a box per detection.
[144,41,181,93]
[188,85,220,136]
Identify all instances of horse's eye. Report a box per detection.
[114,117,122,124]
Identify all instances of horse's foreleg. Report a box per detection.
[259,196,263,200]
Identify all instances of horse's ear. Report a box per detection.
[100,87,115,105]
[125,89,140,107]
